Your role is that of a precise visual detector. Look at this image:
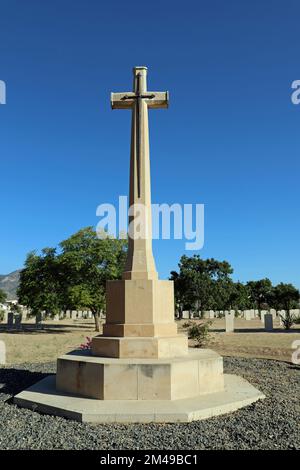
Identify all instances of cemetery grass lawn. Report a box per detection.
[0,319,100,365]
[178,317,300,363]
[0,317,299,364]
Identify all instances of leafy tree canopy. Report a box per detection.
[18,227,127,331]
[272,283,300,312]
[0,289,7,304]
[170,255,235,316]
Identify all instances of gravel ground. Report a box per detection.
[0,357,299,450]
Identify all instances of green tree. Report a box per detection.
[59,227,127,331]
[170,270,193,318]
[18,248,63,317]
[171,255,234,316]
[246,278,273,312]
[18,227,127,331]
[0,289,7,304]
[272,283,300,329]
[10,303,23,314]
[227,282,251,312]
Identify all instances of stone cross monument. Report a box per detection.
[14,67,265,422]
[111,66,168,281]
[91,66,187,358]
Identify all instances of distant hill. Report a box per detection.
[0,270,21,300]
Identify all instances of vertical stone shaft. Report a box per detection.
[123,67,158,280]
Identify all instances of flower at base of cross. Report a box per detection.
[79,337,92,350]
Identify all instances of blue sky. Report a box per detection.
[0,0,299,287]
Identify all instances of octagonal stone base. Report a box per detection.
[56,349,223,400]
[13,374,265,423]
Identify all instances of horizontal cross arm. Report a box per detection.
[111,91,169,109]
[147,91,169,109]
[111,92,136,109]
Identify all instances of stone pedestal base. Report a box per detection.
[56,349,223,400]
[91,334,188,359]
[13,348,265,423]
[14,373,265,423]
[91,277,189,359]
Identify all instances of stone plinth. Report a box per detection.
[92,335,188,359]
[56,349,223,401]
[103,279,176,334]
[91,278,188,359]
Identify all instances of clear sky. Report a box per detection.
[0,0,299,287]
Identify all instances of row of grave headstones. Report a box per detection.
[223,311,277,333]
[54,310,94,320]
[225,311,275,332]
[181,308,300,333]
[3,309,94,329]
[37,310,94,325]
[182,308,300,320]
[1,305,31,324]
[5,312,23,330]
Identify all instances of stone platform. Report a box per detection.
[13,348,265,423]
[56,349,224,400]
[13,373,265,423]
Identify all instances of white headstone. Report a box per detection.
[182,310,190,319]
[270,309,277,319]
[225,311,234,333]
[261,310,267,324]
[244,310,252,320]
[209,310,215,319]
[71,310,77,320]
[290,309,300,320]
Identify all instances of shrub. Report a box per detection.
[182,321,193,328]
[0,309,5,323]
[185,320,212,347]
[279,311,295,330]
